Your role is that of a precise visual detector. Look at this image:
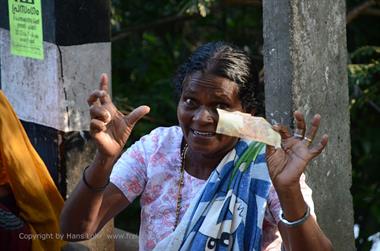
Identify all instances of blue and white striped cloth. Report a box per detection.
[154,139,272,251]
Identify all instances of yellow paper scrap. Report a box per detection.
[216,108,281,148]
[8,0,44,60]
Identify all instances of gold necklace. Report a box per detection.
[173,144,188,230]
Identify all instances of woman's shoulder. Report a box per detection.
[127,126,182,157]
[135,126,182,178]
[140,126,182,145]
[147,125,182,137]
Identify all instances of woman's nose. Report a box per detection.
[193,106,216,123]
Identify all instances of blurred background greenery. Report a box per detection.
[109,1,380,250]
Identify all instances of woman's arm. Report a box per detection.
[60,74,150,241]
[276,185,333,251]
[266,111,333,250]
[59,154,130,241]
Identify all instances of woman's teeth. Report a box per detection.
[192,129,215,137]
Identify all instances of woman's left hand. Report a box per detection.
[266,111,328,191]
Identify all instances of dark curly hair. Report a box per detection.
[173,41,261,113]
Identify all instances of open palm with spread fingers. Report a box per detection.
[88,74,150,157]
[266,111,328,189]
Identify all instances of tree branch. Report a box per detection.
[223,0,261,6]
[346,0,379,24]
[111,14,199,42]
[114,97,172,125]
[111,0,380,42]
[353,85,380,114]
[363,7,380,17]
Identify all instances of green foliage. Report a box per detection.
[177,0,216,17]
[348,46,380,250]
[351,46,380,63]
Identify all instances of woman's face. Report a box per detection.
[177,72,244,157]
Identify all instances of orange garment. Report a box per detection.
[0,153,8,185]
[0,91,64,251]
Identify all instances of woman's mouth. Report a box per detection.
[191,129,216,137]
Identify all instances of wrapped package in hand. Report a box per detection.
[216,108,281,148]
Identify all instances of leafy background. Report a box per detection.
[110,1,380,250]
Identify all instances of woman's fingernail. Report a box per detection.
[105,111,111,124]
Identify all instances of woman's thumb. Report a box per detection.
[124,105,150,128]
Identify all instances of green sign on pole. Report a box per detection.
[8,0,44,60]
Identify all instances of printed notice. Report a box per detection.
[8,0,44,60]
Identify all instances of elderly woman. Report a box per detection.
[60,42,333,250]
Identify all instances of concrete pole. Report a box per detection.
[0,1,113,250]
[263,0,355,250]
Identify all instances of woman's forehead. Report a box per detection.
[182,73,239,96]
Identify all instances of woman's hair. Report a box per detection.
[173,41,261,113]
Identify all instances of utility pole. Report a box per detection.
[263,0,355,250]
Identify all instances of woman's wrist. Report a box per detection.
[93,151,117,168]
[82,152,116,191]
[82,166,110,192]
[275,184,309,221]
[279,203,310,227]
[273,180,302,202]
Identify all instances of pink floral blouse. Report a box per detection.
[110,126,315,251]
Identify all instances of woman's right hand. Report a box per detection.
[87,74,150,158]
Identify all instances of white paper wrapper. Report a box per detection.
[216,108,281,148]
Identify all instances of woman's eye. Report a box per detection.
[184,98,195,106]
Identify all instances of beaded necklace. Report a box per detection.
[173,144,188,230]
